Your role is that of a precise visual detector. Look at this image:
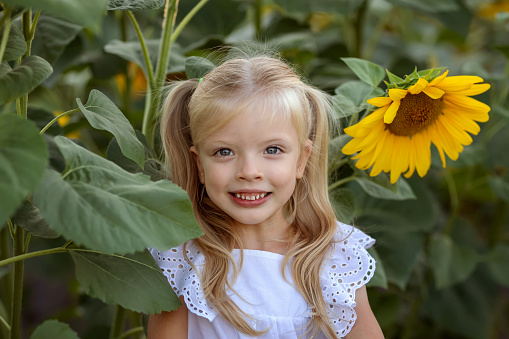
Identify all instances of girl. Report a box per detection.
[148,54,383,339]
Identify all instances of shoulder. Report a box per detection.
[320,221,377,338]
[149,241,216,321]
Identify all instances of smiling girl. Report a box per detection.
[148,54,384,339]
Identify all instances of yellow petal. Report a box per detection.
[389,88,408,101]
[360,106,388,128]
[443,108,481,135]
[413,131,431,177]
[439,75,484,86]
[428,70,449,86]
[384,101,400,124]
[440,114,473,146]
[423,86,445,99]
[370,133,393,177]
[453,83,491,96]
[367,96,392,107]
[342,138,362,155]
[428,126,447,168]
[444,94,491,113]
[408,78,428,94]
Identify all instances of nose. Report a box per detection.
[236,155,263,181]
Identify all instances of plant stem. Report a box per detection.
[353,0,368,58]
[170,0,209,47]
[253,0,262,39]
[39,108,81,135]
[0,247,69,268]
[0,229,13,339]
[9,227,25,339]
[328,176,356,191]
[126,11,155,86]
[0,7,13,64]
[0,313,11,332]
[116,326,144,339]
[110,305,127,339]
[142,0,179,144]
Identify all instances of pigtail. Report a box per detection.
[160,79,199,193]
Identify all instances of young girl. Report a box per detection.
[148,54,384,339]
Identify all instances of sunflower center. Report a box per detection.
[386,92,443,136]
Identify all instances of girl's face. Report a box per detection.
[191,109,311,231]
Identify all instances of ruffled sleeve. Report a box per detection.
[321,221,376,338]
[149,242,217,321]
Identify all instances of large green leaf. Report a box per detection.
[2,0,108,28]
[387,0,458,12]
[353,176,416,201]
[108,0,165,10]
[185,56,216,79]
[486,244,509,287]
[31,15,82,65]
[33,137,202,254]
[76,90,145,168]
[103,40,187,77]
[0,22,26,61]
[30,320,79,339]
[341,58,385,87]
[429,234,479,289]
[332,81,384,118]
[11,200,59,238]
[0,115,48,225]
[70,249,180,313]
[0,56,53,105]
[373,229,423,289]
[488,176,509,202]
[106,131,166,182]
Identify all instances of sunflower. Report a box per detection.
[341,69,491,184]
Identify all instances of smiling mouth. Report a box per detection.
[230,192,271,201]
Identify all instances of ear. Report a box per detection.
[190,146,205,184]
[296,139,312,179]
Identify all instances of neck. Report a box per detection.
[235,219,291,254]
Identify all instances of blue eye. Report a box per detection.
[265,147,280,155]
[216,148,233,156]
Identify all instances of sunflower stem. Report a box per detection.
[328,176,356,191]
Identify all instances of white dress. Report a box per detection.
[149,222,376,338]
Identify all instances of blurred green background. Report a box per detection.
[1,0,509,338]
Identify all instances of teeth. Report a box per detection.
[234,193,267,200]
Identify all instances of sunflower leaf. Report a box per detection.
[341,58,385,87]
[386,69,404,85]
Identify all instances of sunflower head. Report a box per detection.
[342,68,491,184]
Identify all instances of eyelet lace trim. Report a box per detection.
[323,223,376,337]
[149,243,217,321]
[149,221,376,337]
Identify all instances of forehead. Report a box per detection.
[200,107,298,145]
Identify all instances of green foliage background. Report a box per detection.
[0,0,508,338]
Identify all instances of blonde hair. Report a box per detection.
[160,54,339,338]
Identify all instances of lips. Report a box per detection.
[229,192,271,206]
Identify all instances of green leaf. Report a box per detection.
[0,23,26,61]
[488,176,509,202]
[0,115,48,225]
[332,80,373,118]
[0,56,53,105]
[106,131,166,182]
[373,229,423,289]
[367,247,388,289]
[10,200,59,238]
[70,249,180,314]
[2,0,108,28]
[353,176,416,200]
[76,90,145,169]
[386,0,458,12]
[486,244,509,287]
[30,320,79,339]
[107,0,165,10]
[185,56,216,79]
[429,234,479,289]
[31,15,82,65]
[385,69,404,85]
[272,0,363,19]
[33,137,202,254]
[104,40,187,77]
[341,58,385,87]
